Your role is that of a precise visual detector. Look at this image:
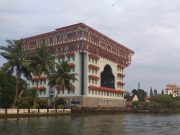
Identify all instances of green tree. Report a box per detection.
[17,87,38,108]
[22,87,36,100]
[0,70,16,108]
[0,40,32,108]
[0,70,28,108]
[161,89,164,95]
[16,97,33,108]
[29,44,55,107]
[55,98,66,109]
[132,89,147,102]
[150,94,175,108]
[48,61,77,108]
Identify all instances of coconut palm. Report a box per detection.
[48,61,77,108]
[0,40,32,108]
[29,44,55,107]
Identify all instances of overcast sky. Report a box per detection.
[0,0,180,94]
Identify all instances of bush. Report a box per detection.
[132,101,140,109]
[173,100,180,108]
[143,102,150,110]
[150,95,180,108]
[32,104,39,109]
[57,105,64,109]
[16,97,33,108]
[37,98,48,108]
[55,98,66,108]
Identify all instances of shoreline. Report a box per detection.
[0,107,180,118]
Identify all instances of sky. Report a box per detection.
[0,0,180,94]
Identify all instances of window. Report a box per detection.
[92,79,94,84]
[68,56,71,61]
[98,91,100,95]
[32,81,34,86]
[89,57,91,62]
[58,58,61,63]
[56,35,60,43]
[44,80,46,85]
[79,30,83,38]
[72,56,75,61]
[101,64,115,88]
[92,69,94,74]
[72,79,75,83]
[39,91,42,95]
[72,89,75,94]
[92,59,94,63]
[71,67,75,72]
[89,78,91,83]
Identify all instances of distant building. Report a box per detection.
[165,84,180,97]
[22,23,134,107]
[124,92,139,107]
[154,89,158,95]
[132,95,139,102]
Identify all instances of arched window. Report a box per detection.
[101,65,115,88]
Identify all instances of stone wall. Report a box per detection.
[63,96,126,108]
[0,108,71,115]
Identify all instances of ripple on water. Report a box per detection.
[0,114,179,135]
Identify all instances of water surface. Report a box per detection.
[0,114,179,135]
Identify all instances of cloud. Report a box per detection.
[1,0,180,94]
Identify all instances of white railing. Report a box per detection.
[0,108,71,115]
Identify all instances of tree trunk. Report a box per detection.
[53,89,59,108]
[33,81,39,107]
[12,69,20,108]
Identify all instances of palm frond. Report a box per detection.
[48,61,77,92]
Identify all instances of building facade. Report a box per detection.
[22,23,134,107]
[165,84,180,97]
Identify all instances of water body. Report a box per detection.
[0,114,179,135]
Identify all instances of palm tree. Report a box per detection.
[0,40,32,108]
[29,44,55,107]
[48,61,77,108]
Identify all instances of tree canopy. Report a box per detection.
[0,40,31,107]
[48,61,77,107]
[0,70,27,108]
[132,89,147,102]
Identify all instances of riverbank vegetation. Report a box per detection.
[132,94,180,111]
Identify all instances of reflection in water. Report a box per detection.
[80,114,124,135]
[0,114,179,135]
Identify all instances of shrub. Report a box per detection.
[143,102,150,110]
[55,98,66,108]
[57,105,64,109]
[37,98,48,108]
[132,101,139,109]
[150,95,179,108]
[16,97,33,108]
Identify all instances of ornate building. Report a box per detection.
[165,84,180,97]
[22,23,134,107]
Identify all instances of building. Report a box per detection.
[132,95,139,102]
[165,84,180,97]
[22,23,134,107]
